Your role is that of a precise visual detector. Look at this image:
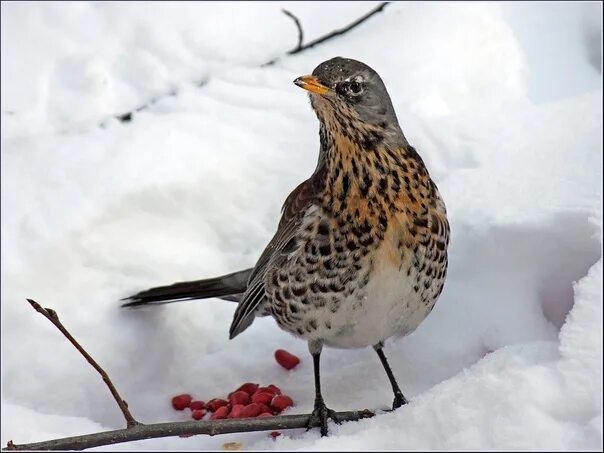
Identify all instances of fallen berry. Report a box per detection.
[275,349,300,370]
[191,409,206,420]
[206,398,229,412]
[256,386,280,396]
[240,403,263,418]
[189,400,205,411]
[255,403,272,414]
[271,395,294,412]
[270,431,281,439]
[229,390,251,406]
[210,406,229,419]
[251,392,273,405]
[236,382,259,395]
[267,384,282,395]
[171,394,193,410]
[229,404,246,419]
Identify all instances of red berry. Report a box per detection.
[275,349,300,370]
[256,386,280,395]
[210,406,229,420]
[270,431,282,439]
[189,400,205,411]
[171,394,193,410]
[271,395,294,412]
[254,402,271,414]
[191,409,205,420]
[251,392,273,405]
[267,384,282,395]
[236,382,259,395]
[229,390,250,406]
[240,403,263,418]
[258,412,273,417]
[206,398,228,412]
[229,404,246,419]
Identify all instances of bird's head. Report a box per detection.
[294,57,403,142]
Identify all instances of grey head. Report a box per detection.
[294,57,405,142]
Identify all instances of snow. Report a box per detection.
[1,1,602,450]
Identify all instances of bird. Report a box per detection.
[122,57,450,436]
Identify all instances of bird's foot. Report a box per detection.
[306,399,341,437]
[392,392,408,410]
[382,392,408,412]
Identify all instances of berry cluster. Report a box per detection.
[171,349,301,438]
[172,383,294,421]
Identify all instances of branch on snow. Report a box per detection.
[5,411,375,451]
[3,299,374,451]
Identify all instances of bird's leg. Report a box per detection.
[374,342,408,410]
[306,340,340,436]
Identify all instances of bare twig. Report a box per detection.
[287,2,390,55]
[25,299,140,429]
[4,410,375,450]
[5,300,376,450]
[282,9,304,51]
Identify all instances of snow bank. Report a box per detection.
[2,1,601,450]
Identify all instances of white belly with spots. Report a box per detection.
[317,252,434,349]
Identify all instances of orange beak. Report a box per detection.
[293,75,330,95]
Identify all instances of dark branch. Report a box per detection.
[5,301,376,450]
[4,410,375,451]
[281,9,304,51]
[25,299,140,429]
[287,2,390,55]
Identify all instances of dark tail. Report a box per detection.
[121,268,253,308]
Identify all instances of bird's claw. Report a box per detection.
[306,400,341,437]
[392,392,408,410]
[382,393,408,412]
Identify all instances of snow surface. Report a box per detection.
[1,1,602,450]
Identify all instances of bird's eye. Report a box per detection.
[335,80,364,98]
[349,81,362,94]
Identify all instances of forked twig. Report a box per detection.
[286,2,390,56]
[3,300,376,451]
[25,299,140,429]
[282,9,304,51]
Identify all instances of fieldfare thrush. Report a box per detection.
[122,57,450,436]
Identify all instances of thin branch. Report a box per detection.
[281,9,304,51]
[5,301,376,450]
[25,299,140,429]
[287,2,390,55]
[4,410,375,451]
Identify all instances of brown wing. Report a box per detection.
[229,175,322,339]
